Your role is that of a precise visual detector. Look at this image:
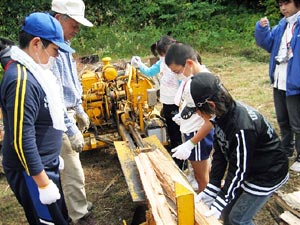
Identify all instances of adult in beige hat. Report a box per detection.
[52,0,93,27]
[50,0,96,224]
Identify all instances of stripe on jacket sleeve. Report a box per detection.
[226,130,247,200]
[13,64,29,175]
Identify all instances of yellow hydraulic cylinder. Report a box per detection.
[175,182,195,225]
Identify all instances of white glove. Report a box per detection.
[68,131,84,153]
[171,140,195,160]
[172,113,181,126]
[58,155,64,170]
[204,206,221,220]
[38,180,61,205]
[76,112,90,132]
[131,56,142,68]
[195,191,217,207]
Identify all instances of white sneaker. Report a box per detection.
[290,161,300,172]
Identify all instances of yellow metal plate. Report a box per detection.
[175,182,195,225]
[114,141,146,203]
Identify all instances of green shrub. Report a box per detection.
[0,0,282,62]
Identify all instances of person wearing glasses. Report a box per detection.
[131,35,187,170]
[185,72,289,224]
[0,12,74,225]
[164,43,214,193]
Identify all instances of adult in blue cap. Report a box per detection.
[0,12,74,225]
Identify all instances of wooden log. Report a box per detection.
[278,191,300,212]
[135,153,176,225]
[136,141,221,225]
[280,211,300,225]
[274,192,300,219]
[148,149,221,225]
[266,202,283,224]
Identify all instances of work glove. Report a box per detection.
[38,180,61,205]
[131,56,143,68]
[172,113,181,126]
[58,156,64,170]
[76,112,90,133]
[204,206,221,220]
[195,184,220,207]
[68,131,84,153]
[171,140,195,160]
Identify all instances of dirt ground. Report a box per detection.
[1,53,300,225]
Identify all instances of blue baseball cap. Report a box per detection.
[22,12,75,53]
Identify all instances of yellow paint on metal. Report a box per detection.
[83,133,109,151]
[114,141,146,203]
[175,182,195,225]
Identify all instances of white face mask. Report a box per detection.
[177,74,186,81]
[36,43,56,70]
[39,56,55,70]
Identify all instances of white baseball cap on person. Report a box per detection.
[51,0,93,27]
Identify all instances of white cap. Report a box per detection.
[51,0,93,27]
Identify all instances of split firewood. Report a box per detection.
[275,192,300,218]
[136,136,221,225]
[135,153,176,225]
[280,211,300,225]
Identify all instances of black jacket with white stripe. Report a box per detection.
[209,101,289,212]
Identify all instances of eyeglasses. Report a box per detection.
[195,98,210,108]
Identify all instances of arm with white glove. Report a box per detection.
[68,130,84,153]
[33,170,61,205]
[131,56,143,68]
[173,119,213,160]
[195,183,220,207]
[76,112,90,133]
[172,113,181,126]
[204,206,221,220]
[171,140,195,160]
[38,180,61,205]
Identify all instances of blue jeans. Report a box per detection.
[273,88,300,157]
[223,191,270,225]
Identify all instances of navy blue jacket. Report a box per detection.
[0,61,62,176]
[255,17,300,96]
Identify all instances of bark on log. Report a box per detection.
[135,146,221,225]
[135,152,176,225]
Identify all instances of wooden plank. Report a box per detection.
[145,148,221,225]
[279,191,300,211]
[135,153,176,225]
[280,211,300,225]
[142,135,221,225]
[275,192,300,218]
